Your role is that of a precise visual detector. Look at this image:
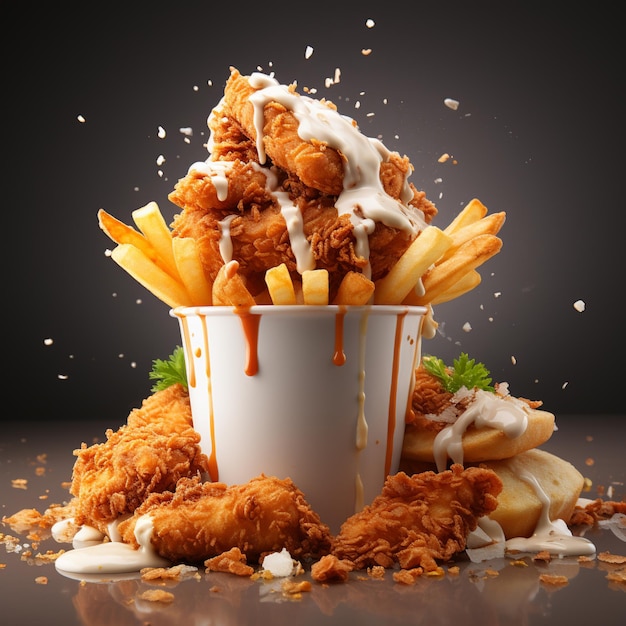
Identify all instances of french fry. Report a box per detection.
[411,234,502,306]
[429,269,482,305]
[132,202,180,280]
[373,226,452,305]
[172,237,213,305]
[443,198,488,236]
[111,244,190,308]
[98,209,157,256]
[334,271,375,305]
[212,260,256,308]
[265,263,297,305]
[439,212,506,263]
[302,269,329,305]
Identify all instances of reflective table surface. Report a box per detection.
[1,415,624,626]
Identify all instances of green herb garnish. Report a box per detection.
[149,346,188,392]
[422,352,494,393]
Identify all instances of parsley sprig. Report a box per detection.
[149,346,188,392]
[422,352,494,393]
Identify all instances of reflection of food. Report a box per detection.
[117,475,332,564]
[400,355,584,540]
[70,384,209,534]
[331,465,502,571]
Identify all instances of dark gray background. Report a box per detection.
[6,2,623,421]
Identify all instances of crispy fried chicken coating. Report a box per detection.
[69,384,209,534]
[331,466,502,572]
[117,475,332,564]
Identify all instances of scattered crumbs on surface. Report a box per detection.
[393,567,424,584]
[305,45,314,59]
[34,576,48,585]
[539,574,569,587]
[77,115,85,123]
[137,589,175,603]
[157,126,166,139]
[444,98,460,111]
[510,559,528,568]
[573,299,585,312]
[532,550,551,563]
[43,338,53,346]
[598,552,626,565]
[462,322,472,333]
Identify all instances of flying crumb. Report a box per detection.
[438,153,451,163]
[156,155,166,166]
[157,126,166,139]
[77,115,86,123]
[511,355,517,365]
[43,338,53,346]
[305,45,314,59]
[366,18,375,28]
[179,127,193,136]
[573,299,585,312]
[444,98,460,110]
[362,49,372,56]
[463,322,472,332]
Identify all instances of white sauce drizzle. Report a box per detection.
[245,71,427,277]
[55,515,170,575]
[504,472,596,556]
[218,214,236,263]
[432,389,530,472]
[189,159,233,201]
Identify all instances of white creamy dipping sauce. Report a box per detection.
[55,514,170,575]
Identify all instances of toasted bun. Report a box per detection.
[477,449,584,539]
[401,408,555,463]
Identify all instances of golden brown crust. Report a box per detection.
[69,385,209,533]
[331,466,502,571]
[117,475,332,564]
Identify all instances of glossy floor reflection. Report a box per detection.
[1,416,624,626]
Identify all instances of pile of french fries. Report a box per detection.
[98,198,503,310]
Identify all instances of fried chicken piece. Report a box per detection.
[168,67,438,300]
[117,475,332,565]
[331,466,502,572]
[70,384,209,534]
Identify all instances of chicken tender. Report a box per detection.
[331,465,502,572]
[70,384,209,534]
[169,67,438,301]
[117,475,332,564]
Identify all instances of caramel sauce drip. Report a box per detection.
[384,311,407,476]
[237,309,260,376]
[333,309,347,366]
